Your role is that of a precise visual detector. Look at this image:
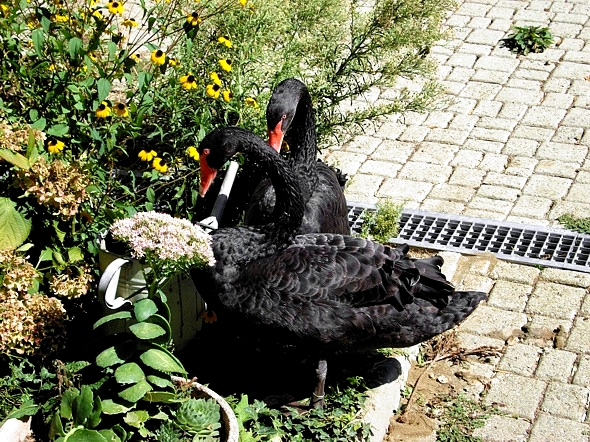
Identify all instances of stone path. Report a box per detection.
[324,0,590,440]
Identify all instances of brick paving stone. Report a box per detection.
[573,355,590,388]
[493,260,541,284]
[343,135,383,154]
[507,78,543,91]
[474,55,520,73]
[344,174,384,200]
[522,175,572,199]
[472,415,530,442]
[505,157,539,177]
[449,167,486,188]
[460,81,503,100]
[502,138,539,157]
[488,280,532,312]
[535,349,577,382]
[552,126,585,144]
[529,413,590,442]
[420,199,466,215]
[549,200,590,220]
[479,153,509,172]
[521,106,567,128]
[460,305,527,341]
[553,61,590,79]
[358,160,401,177]
[536,142,588,163]
[543,77,571,93]
[566,183,590,203]
[411,142,459,165]
[512,69,551,82]
[476,185,519,203]
[470,127,511,143]
[468,196,513,215]
[477,116,518,131]
[566,317,590,353]
[447,52,478,68]
[498,343,541,376]
[499,103,529,120]
[447,66,476,83]
[458,42,492,56]
[449,114,479,131]
[510,195,553,218]
[540,382,590,422]
[525,315,573,348]
[562,108,590,128]
[550,22,584,39]
[429,184,476,203]
[466,29,507,46]
[463,139,504,153]
[451,149,484,168]
[511,125,555,142]
[535,160,579,179]
[375,120,406,140]
[456,331,505,352]
[473,100,503,117]
[569,79,590,98]
[447,97,478,115]
[323,151,367,175]
[540,268,590,289]
[542,92,576,109]
[485,373,546,420]
[376,178,433,202]
[525,282,586,320]
[495,87,544,105]
[398,162,453,184]
[483,172,528,189]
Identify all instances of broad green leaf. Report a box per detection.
[146,374,173,389]
[97,78,111,102]
[48,412,65,439]
[52,251,65,266]
[37,247,54,264]
[98,429,122,442]
[133,298,158,321]
[139,348,186,374]
[66,428,108,442]
[3,402,39,422]
[31,28,44,56]
[26,141,39,166]
[69,37,83,59]
[114,363,145,384]
[72,386,94,426]
[0,197,31,250]
[118,380,152,402]
[129,322,166,340]
[0,149,29,170]
[123,410,149,428]
[68,246,84,262]
[59,388,79,420]
[96,341,134,367]
[101,399,131,415]
[47,124,69,137]
[93,311,132,330]
[146,187,156,203]
[142,391,178,404]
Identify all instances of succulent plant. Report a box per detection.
[174,397,221,439]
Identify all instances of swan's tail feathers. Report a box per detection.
[447,290,488,323]
[410,254,456,308]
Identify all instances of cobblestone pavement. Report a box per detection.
[323,0,590,440]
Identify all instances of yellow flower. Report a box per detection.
[1,4,9,14]
[186,12,201,26]
[217,36,232,48]
[218,59,231,72]
[187,146,199,161]
[54,14,68,22]
[115,102,129,117]
[130,53,141,62]
[138,149,157,162]
[151,49,165,65]
[200,310,217,324]
[222,89,233,102]
[206,84,221,99]
[239,0,247,6]
[92,10,103,20]
[107,0,124,15]
[152,157,168,173]
[210,71,222,86]
[48,63,56,71]
[180,73,197,90]
[122,18,138,27]
[244,97,258,108]
[168,57,179,67]
[95,101,111,118]
[47,139,65,154]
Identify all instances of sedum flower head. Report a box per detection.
[151,49,166,65]
[109,211,216,277]
[96,101,111,118]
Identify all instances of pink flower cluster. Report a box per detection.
[110,211,215,277]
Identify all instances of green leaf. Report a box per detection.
[0,149,29,170]
[133,298,158,321]
[97,78,111,102]
[123,410,149,428]
[93,311,132,329]
[49,412,65,440]
[72,386,94,426]
[30,117,46,131]
[96,341,134,367]
[139,348,186,374]
[101,399,132,415]
[118,380,152,402]
[0,197,31,250]
[59,388,78,420]
[3,402,39,422]
[114,362,145,384]
[31,28,44,56]
[68,246,84,262]
[142,391,179,403]
[37,247,54,264]
[47,124,69,137]
[146,187,156,203]
[129,322,166,340]
[146,374,173,389]
[66,428,108,442]
[69,37,84,60]
[98,429,122,442]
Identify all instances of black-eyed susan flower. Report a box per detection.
[95,101,111,118]
[219,59,231,72]
[217,36,232,48]
[151,49,165,65]
[168,57,179,67]
[130,53,141,62]
[210,71,222,86]
[152,157,168,173]
[47,139,65,154]
[222,89,233,102]
[187,146,199,161]
[138,149,157,162]
[122,18,138,27]
[206,83,221,99]
[107,0,124,15]
[201,310,217,324]
[92,9,103,20]
[186,12,201,26]
[180,73,197,90]
[115,102,129,117]
[54,14,69,22]
[244,97,258,108]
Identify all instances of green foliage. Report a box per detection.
[171,397,222,439]
[503,26,553,55]
[558,213,590,235]
[432,394,496,442]
[360,200,403,243]
[229,377,372,441]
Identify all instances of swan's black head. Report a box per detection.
[197,126,249,197]
[266,78,307,152]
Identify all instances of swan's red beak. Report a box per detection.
[198,152,218,197]
[267,121,284,153]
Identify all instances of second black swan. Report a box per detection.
[193,126,487,407]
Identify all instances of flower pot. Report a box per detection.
[172,376,239,442]
[96,231,206,351]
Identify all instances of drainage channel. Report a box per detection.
[347,202,590,274]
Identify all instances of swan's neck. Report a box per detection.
[288,89,317,166]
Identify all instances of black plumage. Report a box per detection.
[245,78,350,235]
[193,126,487,407]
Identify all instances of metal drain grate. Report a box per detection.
[347,202,590,273]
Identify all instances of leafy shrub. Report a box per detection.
[360,200,403,243]
[503,26,553,55]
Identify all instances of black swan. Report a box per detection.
[193,126,487,407]
[244,78,350,235]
